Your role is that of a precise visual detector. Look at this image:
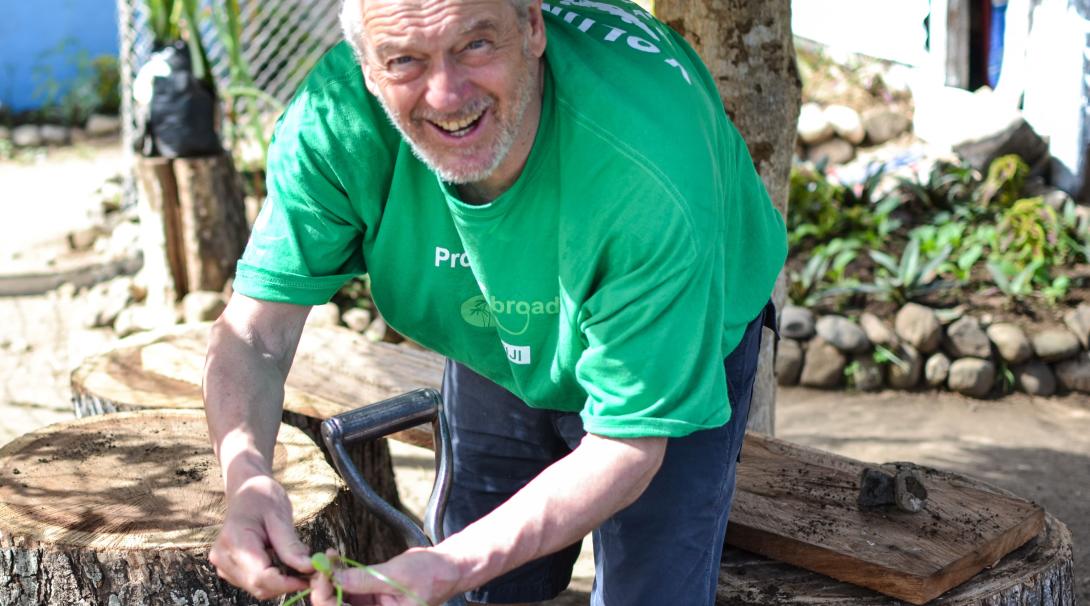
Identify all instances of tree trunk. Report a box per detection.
[134,153,249,307]
[0,410,360,605]
[655,0,802,434]
[68,323,440,562]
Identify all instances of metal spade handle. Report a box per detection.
[320,388,467,606]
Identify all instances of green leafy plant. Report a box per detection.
[872,344,909,372]
[285,552,428,606]
[978,154,1029,210]
[898,159,980,213]
[787,238,864,306]
[788,163,899,249]
[858,236,953,304]
[144,0,214,91]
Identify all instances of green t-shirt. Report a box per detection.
[235,0,787,438]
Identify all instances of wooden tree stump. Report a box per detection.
[0,410,356,605]
[134,153,249,306]
[69,323,445,561]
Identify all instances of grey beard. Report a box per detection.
[372,52,538,185]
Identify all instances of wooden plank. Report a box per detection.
[726,434,1046,604]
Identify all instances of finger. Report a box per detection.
[266,511,313,573]
[232,531,308,597]
[333,566,391,596]
[310,569,337,606]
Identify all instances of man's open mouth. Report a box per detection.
[429,108,487,138]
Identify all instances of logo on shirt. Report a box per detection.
[458,294,560,335]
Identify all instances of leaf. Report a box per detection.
[869,250,899,274]
[987,260,1012,293]
[918,245,953,285]
[899,237,921,284]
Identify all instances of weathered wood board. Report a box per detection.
[726,434,1047,604]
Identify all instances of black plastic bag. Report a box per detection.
[134,40,221,158]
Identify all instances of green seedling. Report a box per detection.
[283,552,429,606]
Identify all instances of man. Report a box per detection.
[204,0,786,604]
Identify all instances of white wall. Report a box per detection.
[791,0,931,66]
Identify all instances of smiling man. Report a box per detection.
[203,0,787,605]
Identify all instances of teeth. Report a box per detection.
[433,110,484,134]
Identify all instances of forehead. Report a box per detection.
[362,0,516,48]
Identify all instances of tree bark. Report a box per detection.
[655,0,801,434]
[134,152,249,306]
[0,410,361,605]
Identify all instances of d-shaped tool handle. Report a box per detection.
[320,388,456,551]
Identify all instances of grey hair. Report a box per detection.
[340,0,536,63]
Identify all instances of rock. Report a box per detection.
[807,138,855,165]
[66,227,101,252]
[39,124,69,146]
[798,102,834,145]
[859,313,897,348]
[365,317,404,344]
[848,355,883,391]
[947,358,996,398]
[69,127,88,144]
[85,113,121,137]
[12,125,42,147]
[1031,328,1081,363]
[824,104,865,145]
[182,291,227,323]
[107,220,141,260]
[894,303,942,353]
[799,337,846,388]
[342,307,374,333]
[924,353,951,387]
[943,316,992,359]
[114,304,176,337]
[306,302,342,327]
[886,343,922,390]
[83,278,134,328]
[1063,303,1090,350]
[780,305,815,340]
[776,338,804,386]
[953,118,1048,173]
[1055,353,1090,393]
[862,108,910,145]
[1014,361,1056,397]
[986,323,1033,364]
[816,315,870,353]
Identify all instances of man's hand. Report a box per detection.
[308,548,462,606]
[209,475,315,600]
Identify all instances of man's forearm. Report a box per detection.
[203,296,310,495]
[433,433,666,590]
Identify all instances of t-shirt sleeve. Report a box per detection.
[233,87,383,306]
[574,198,729,439]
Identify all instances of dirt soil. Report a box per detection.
[1,143,1086,604]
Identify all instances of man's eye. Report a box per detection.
[464,39,491,51]
[388,56,416,68]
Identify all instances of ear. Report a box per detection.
[525,1,547,58]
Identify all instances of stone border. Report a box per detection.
[776,302,1090,397]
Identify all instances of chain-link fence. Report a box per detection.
[117,0,344,181]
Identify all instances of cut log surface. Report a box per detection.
[723,434,1069,605]
[69,323,439,561]
[0,410,356,605]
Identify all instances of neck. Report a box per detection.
[456,63,545,205]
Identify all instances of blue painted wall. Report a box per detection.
[0,0,119,112]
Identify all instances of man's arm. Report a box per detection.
[313,433,666,605]
[204,293,315,600]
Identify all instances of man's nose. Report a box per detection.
[424,56,467,113]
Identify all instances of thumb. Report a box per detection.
[265,510,313,573]
[334,565,396,596]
